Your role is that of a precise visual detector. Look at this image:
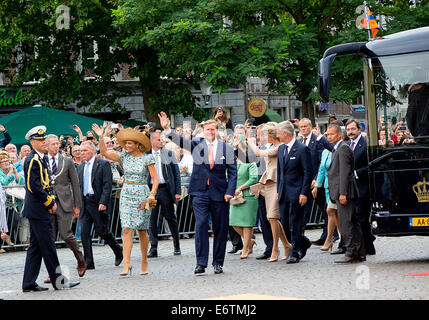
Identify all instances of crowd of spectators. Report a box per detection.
[0,104,417,256]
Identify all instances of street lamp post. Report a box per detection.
[200,79,212,121]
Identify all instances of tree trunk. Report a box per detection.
[301,96,315,125]
[135,47,161,125]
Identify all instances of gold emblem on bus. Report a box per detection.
[413,178,429,203]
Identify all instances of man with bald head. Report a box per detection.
[147,131,182,258]
[298,118,334,249]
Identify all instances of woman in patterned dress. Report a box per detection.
[93,124,158,276]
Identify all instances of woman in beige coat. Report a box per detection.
[248,124,292,262]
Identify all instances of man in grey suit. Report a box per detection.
[326,124,366,263]
[46,134,86,278]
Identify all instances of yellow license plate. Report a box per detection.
[410,217,429,227]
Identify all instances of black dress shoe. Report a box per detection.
[334,256,361,264]
[299,241,312,260]
[366,246,376,255]
[115,253,123,266]
[331,247,346,255]
[213,265,223,274]
[286,256,300,264]
[311,238,325,246]
[86,265,95,270]
[174,249,181,256]
[23,284,49,293]
[194,265,206,275]
[228,245,243,254]
[255,253,271,260]
[148,249,158,258]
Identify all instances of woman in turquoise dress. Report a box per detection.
[229,158,259,259]
[93,124,158,276]
[311,148,341,251]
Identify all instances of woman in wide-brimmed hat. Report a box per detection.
[93,123,158,276]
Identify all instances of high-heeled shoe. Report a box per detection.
[140,261,148,275]
[281,244,293,261]
[320,242,333,252]
[240,249,249,259]
[248,240,257,254]
[268,249,280,262]
[120,264,133,276]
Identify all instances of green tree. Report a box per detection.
[0,0,132,114]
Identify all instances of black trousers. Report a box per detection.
[22,217,62,290]
[356,196,375,253]
[279,200,309,258]
[228,227,243,248]
[149,185,180,250]
[257,195,273,255]
[80,196,122,268]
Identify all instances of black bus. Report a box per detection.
[318,27,429,236]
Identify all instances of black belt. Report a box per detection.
[158,184,167,188]
[84,194,96,200]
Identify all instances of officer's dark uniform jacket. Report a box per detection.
[23,150,56,220]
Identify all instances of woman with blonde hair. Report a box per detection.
[92,124,159,276]
[248,124,293,261]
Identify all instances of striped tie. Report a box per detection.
[51,157,57,175]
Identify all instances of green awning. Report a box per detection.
[0,105,105,147]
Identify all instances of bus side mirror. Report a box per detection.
[318,54,336,103]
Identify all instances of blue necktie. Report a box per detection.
[51,157,57,175]
[284,144,288,158]
[83,162,90,196]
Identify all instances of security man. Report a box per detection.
[22,126,80,292]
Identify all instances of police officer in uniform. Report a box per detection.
[22,126,80,292]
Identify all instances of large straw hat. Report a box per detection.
[116,128,151,152]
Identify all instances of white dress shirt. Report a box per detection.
[151,148,166,184]
[206,139,218,163]
[49,153,59,173]
[302,134,311,146]
[285,138,296,156]
[83,155,96,195]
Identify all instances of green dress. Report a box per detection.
[229,162,259,227]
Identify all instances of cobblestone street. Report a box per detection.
[1,229,429,300]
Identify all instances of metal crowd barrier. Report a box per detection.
[0,183,325,251]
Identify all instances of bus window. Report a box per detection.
[370,51,429,147]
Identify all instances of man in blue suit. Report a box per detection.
[158,112,237,275]
[298,118,335,249]
[346,119,376,255]
[276,121,313,264]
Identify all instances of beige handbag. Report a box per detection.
[230,191,246,206]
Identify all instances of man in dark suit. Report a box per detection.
[298,118,335,251]
[276,121,313,264]
[159,112,237,275]
[326,123,366,263]
[22,126,79,292]
[147,131,182,257]
[346,119,376,255]
[78,141,123,270]
[46,134,86,280]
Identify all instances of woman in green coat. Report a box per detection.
[229,160,259,259]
